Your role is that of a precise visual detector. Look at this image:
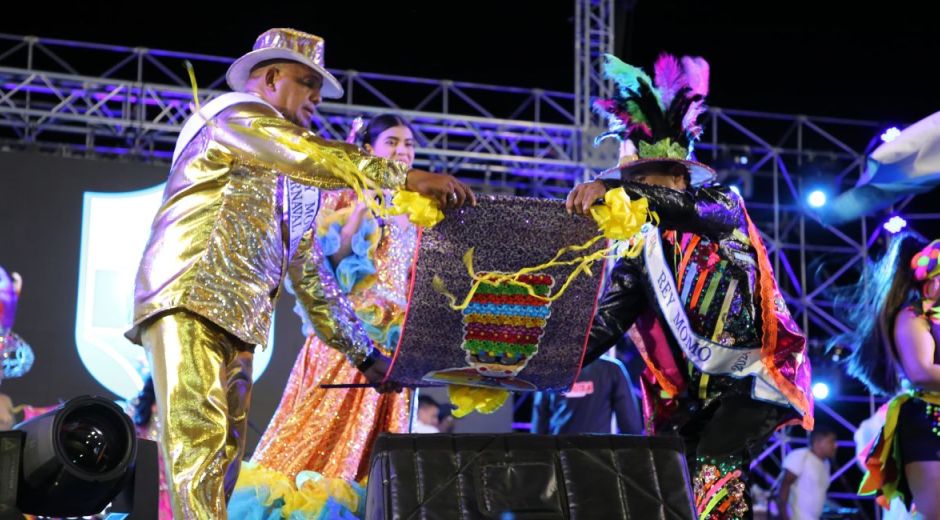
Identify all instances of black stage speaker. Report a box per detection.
[365,433,695,520]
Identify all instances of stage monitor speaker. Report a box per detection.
[365,433,695,520]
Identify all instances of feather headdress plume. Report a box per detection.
[592,52,715,185]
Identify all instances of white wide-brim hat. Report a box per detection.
[226,28,343,99]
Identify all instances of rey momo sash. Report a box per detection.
[640,224,788,406]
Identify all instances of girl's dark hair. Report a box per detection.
[362,114,415,147]
[132,376,156,427]
[830,232,928,395]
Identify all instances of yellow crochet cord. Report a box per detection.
[433,187,653,311]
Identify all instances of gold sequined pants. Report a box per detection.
[141,311,254,519]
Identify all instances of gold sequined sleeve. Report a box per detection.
[213,103,409,190]
[285,229,374,367]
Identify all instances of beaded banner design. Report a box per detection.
[386,196,606,391]
[425,272,555,390]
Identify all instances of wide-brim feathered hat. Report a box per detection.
[594,53,716,186]
[226,28,343,99]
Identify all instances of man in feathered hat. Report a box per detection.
[126,28,475,518]
[567,53,813,519]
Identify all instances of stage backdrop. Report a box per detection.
[0,150,509,451]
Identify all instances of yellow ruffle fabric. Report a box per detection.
[447,385,512,418]
[230,461,366,519]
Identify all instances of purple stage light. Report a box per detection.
[881,127,901,143]
[812,382,830,400]
[807,190,827,208]
[883,216,907,234]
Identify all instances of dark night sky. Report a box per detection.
[3,0,937,124]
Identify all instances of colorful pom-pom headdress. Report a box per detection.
[594,53,717,186]
[912,240,940,282]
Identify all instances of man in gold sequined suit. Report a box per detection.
[125,28,474,518]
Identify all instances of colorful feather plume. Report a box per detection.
[592,52,710,153]
[653,53,685,106]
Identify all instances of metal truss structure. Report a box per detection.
[574,0,619,177]
[1,3,933,516]
[0,32,580,198]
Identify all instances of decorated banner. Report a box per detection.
[386,196,607,392]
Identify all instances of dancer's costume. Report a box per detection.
[860,240,940,511]
[584,53,813,519]
[0,266,34,385]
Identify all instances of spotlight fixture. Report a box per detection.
[0,395,157,519]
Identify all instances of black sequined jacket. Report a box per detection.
[585,180,762,369]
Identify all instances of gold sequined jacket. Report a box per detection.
[126,99,408,365]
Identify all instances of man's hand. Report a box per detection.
[565,180,607,215]
[359,351,402,394]
[405,169,477,210]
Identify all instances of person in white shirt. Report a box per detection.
[412,395,442,433]
[778,427,837,520]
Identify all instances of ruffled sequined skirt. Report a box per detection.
[249,335,410,482]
